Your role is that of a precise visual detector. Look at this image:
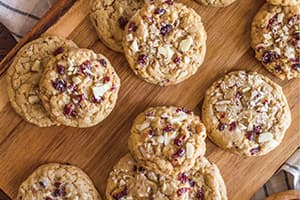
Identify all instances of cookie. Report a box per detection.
[267,0,300,6]
[202,71,291,157]
[193,0,237,7]
[106,154,227,200]
[128,106,207,175]
[251,3,300,80]
[123,1,207,86]
[39,48,121,127]
[17,163,101,200]
[6,35,77,127]
[90,0,144,52]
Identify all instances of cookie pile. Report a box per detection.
[90,0,207,86]
[251,0,300,80]
[106,106,228,199]
[6,35,121,128]
[17,163,101,200]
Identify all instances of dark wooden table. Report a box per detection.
[0,23,16,61]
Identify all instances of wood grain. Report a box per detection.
[0,23,16,61]
[0,0,299,199]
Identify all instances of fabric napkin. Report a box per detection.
[0,1,299,199]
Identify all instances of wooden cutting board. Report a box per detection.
[0,0,299,199]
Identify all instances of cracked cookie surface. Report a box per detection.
[123,1,207,86]
[90,0,145,52]
[106,154,227,200]
[128,106,206,176]
[193,0,237,7]
[17,163,101,200]
[251,3,300,80]
[6,35,77,127]
[39,48,121,127]
[202,71,291,157]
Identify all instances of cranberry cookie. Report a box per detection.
[90,0,144,52]
[106,154,227,200]
[194,0,237,7]
[267,0,300,6]
[128,106,207,175]
[6,36,77,127]
[123,1,207,86]
[39,48,121,127]
[251,3,300,80]
[17,163,101,200]
[202,71,291,157]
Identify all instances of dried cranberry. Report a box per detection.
[149,129,154,137]
[154,8,166,15]
[163,124,173,132]
[79,60,92,76]
[268,14,278,29]
[67,83,77,93]
[99,59,107,67]
[52,79,66,92]
[245,131,254,141]
[274,65,283,72]
[189,179,195,187]
[173,56,181,64]
[218,123,226,131]
[45,197,53,200]
[262,51,276,64]
[253,125,262,134]
[138,166,146,173]
[178,173,188,183]
[39,181,46,188]
[145,111,154,117]
[165,0,174,5]
[128,22,138,32]
[173,148,185,158]
[54,182,61,188]
[112,187,129,200]
[103,76,110,83]
[56,64,65,75]
[64,104,77,117]
[175,107,191,114]
[229,122,237,131]
[177,188,189,196]
[92,95,104,104]
[292,63,300,72]
[174,138,183,146]
[137,54,148,66]
[293,32,300,40]
[118,17,128,30]
[53,189,60,197]
[236,91,242,100]
[196,189,204,200]
[53,47,64,56]
[160,24,173,36]
[250,147,260,155]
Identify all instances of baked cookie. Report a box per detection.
[267,0,300,6]
[123,1,207,86]
[106,154,227,200]
[17,163,101,200]
[90,0,144,52]
[194,0,237,7]
[39,48,121,128]
[202,71,291,157]
[128,106,207,175]
[251,3,300,80]
[6,35,77,127]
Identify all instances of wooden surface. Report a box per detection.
[0,23,16,61]
[0,0,299,199]
[266,190,300,200]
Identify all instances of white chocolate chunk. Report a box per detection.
[258,132,274,143]
[186,143,194,158]
[136,121,150,131]
[92,82,112,99]
[179,36,193,52]
[131,40,139,53]
[31,60,41,72]
[72,76,82,84]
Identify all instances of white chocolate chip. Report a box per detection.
[131,40,139,53]
[179,36,193,52]
[242,87,251,93]
[136,121,150,131]
[258,132,274,143]
[158,45,174,61]
[92,82,112,99]
[72,76,82,84]
[186,143,194,158]
[157,135,165,144]
[31,60,41,72]
[28,95,40,104]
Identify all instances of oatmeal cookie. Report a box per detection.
[193,0,237,7]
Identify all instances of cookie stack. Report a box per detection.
[106,106,228,199]
[90,0,207,86]
[6,35,121,128]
